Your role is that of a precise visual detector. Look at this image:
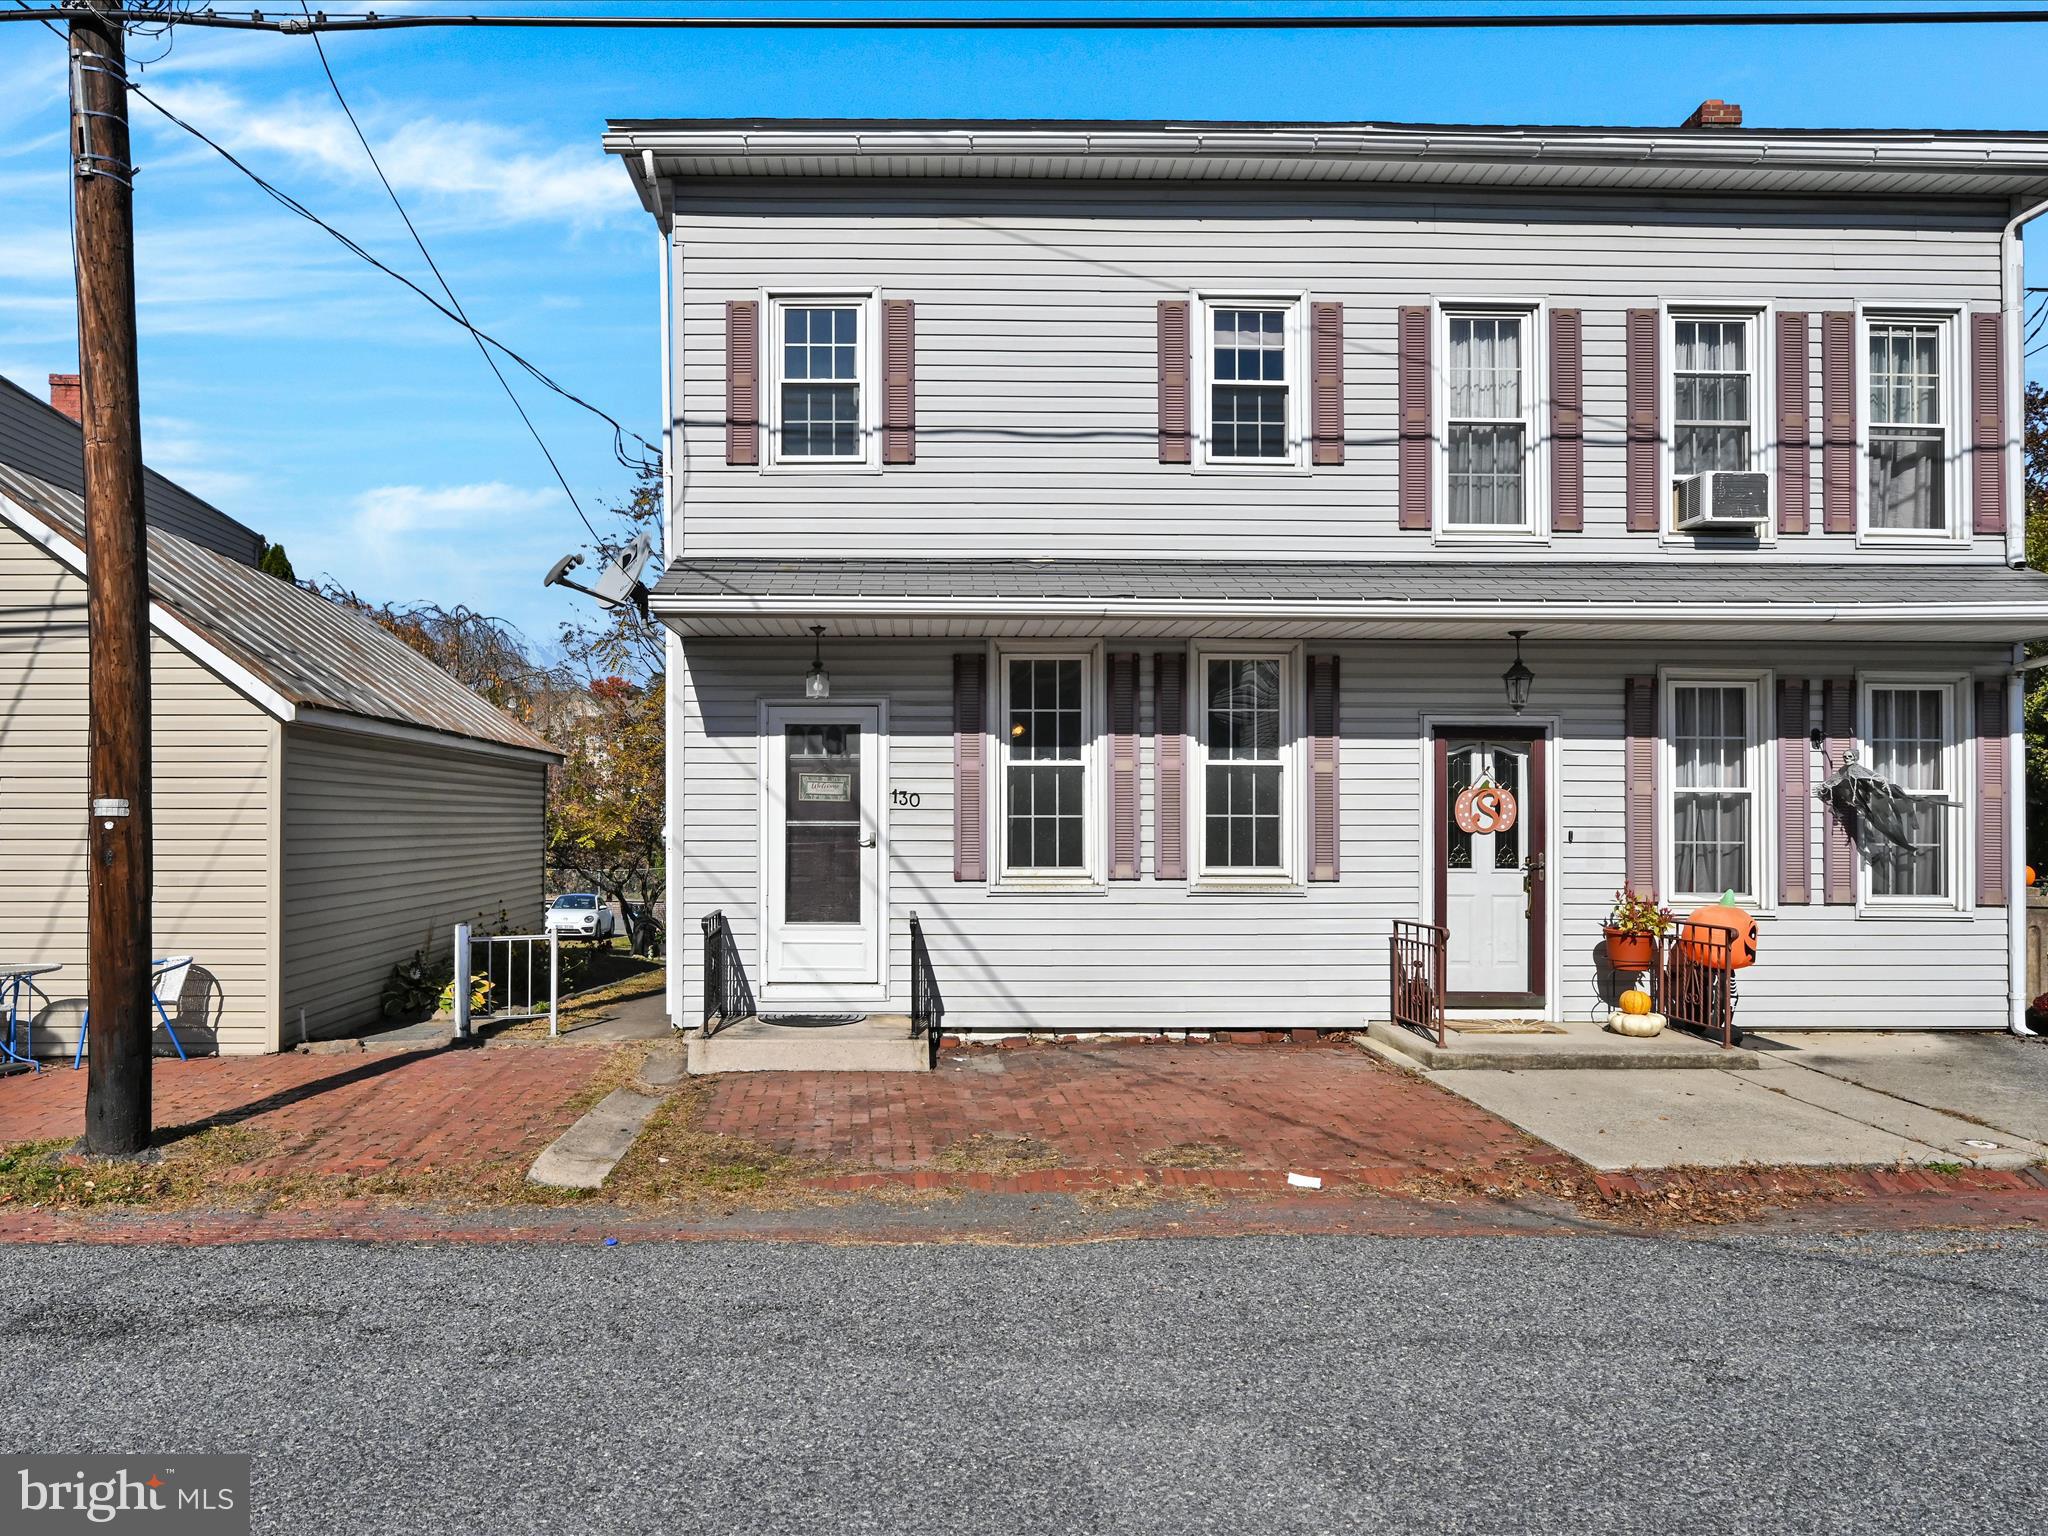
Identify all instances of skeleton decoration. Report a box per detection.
[1815,751,1958,861]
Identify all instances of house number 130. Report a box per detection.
[891,789,921,809]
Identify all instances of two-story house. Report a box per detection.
[607,108,2048,1061]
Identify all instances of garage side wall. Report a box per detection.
[279,726,546,1040]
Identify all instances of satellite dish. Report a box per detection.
[543,553,585,588]
[542,535,658,617]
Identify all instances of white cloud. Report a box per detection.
[352,480,559,541]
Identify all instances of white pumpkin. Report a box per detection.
[1606,1007,1667,1038]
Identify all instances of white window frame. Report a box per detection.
[989,641,1106,890]
[1189,642,1303,888]
[1433,301,1546,543]
[1661,304,1775,545]
[1855,306,1966,547]
[1194,294,1308,472]
[1856,674,1971,916]
[1657,670,1775,912]
[763,291,880,471]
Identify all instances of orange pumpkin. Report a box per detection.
[1680,900,1758,970]
[1618,988,1654,1016]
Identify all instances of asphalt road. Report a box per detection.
[3,1231,2043,1535]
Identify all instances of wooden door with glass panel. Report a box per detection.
[1435,731,1547,1008]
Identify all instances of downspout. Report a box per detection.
[655,169,687,1034]
[2011,649,2033,1035]
[2004,195,2047,1032]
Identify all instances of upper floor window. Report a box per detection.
[1001,653,1094,880]
[1861,679,1964,907]
[1199,299,1301,466]
[1443,311,1535,532]
[1865,319,1948,534]
[1197,652,1293,878]
[769,297,871,465]
[1672,316,1755,478]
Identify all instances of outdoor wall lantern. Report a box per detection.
[1502,630,1534,715]
[805,625,831,699]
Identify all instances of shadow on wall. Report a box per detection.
[26,965,225,1059]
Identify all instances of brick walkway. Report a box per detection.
[0,1048,606,1176]
[696,1039,1557,1175]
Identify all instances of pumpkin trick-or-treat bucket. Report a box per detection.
[1679,895,1759,971]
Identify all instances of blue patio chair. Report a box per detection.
[71,956,194,1068]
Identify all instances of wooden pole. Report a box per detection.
[70,6,153,1156]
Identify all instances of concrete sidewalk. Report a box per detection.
[1411,1032,2048,1171]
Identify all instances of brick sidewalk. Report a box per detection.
[0,1048,607,1176]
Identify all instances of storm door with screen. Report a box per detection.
[1434,731,1548,1009]
[762,703,885,999]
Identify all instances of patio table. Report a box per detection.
[0,962,61,1075]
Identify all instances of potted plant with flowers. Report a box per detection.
[1603,887,1673,972]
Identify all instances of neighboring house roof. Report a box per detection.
[0,373,264,566]
[651,557,2048,644]
[606,117,2048,205]
[0,457,558,764]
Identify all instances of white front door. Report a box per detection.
[1442,737,1538,1003]
[762,704,886,1002]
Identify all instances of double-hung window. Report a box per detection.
[770,297,869,464]
[1672,316,1755,478]
[1860,680,1964,906]
[1001,654,1093,881]
[1664,677,1766,904]
[1444,312,1534,531]
[1201,300,1300,465]
[1196,652,1293,879]
[1865,318,1950,534]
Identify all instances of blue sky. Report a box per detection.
[2,1,2045,651]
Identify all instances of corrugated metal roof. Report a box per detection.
[0,461,558,759]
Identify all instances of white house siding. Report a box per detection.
[278,726,547,1041]
[0,523,278,1056]
[677,635,2013,1034]
[669,184,2007,564]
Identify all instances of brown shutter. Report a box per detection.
[1397,305,1431,530]
[1549,308,1584,532]
[1775,311,1811,534]
[1309,300,1345,466]
[1108,652,1141,880]
[1822,677,1856,903]
[882,297,915,465]
[1971,310,2006,536]
[1625,308,1661,532]
[1157,300,1191,464]
[1624,676,1658,894]
[952,653,987,882]
[1308,654,1340,882]
[1977,677,2009,907]
[1821,312,1856,533]
[725,300,759,467]
[1153,651,1187,881]
[1777,677,1811,905]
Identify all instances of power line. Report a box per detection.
[297,0,604,543]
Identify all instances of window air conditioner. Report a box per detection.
[1675,471,1770,533]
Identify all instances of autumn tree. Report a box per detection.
[548,674,666,953]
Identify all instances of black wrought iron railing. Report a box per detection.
[909,912,944,1068]
[1389,920,1448,1048]
[1655,921,1740,1049]
[700,910,756,1037]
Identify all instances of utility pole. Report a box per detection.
[70,3,153,1156]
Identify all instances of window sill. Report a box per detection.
[987,881,1108,899]
[1188,881,1308,898]
[1853,904,1976,922]
[1431,529,1549,549]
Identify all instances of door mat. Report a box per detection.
[758,1013,869,1028]
[1444,1019,1567,1036]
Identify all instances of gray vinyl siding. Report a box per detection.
[0,523,277,1056]
[669,183,2007,563]
[677,635,2013,1033]
[278,727,546,1041]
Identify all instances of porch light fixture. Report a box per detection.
[804,625,831,699]
[1502,630,1534,715]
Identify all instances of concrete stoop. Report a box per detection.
[686,1014,930,1074]
[1363,1017,1762,1072]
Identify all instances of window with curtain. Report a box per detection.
[1864,684,1954,900]
[1202,656,1286,872]
[1867,320,1946,532]
[1673,317,1753,477]
[1003,657,1089,875]
[1669,682,1757,899]
[778,303,862,459]
[1209,307,1290,459]
[1446,314,1527,527]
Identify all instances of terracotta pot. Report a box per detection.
[1603,928,1657,970]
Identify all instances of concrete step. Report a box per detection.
[1363,1017,1761,1072]
[686,1014,930,1074]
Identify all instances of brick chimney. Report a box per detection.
[48,373,82,423]
[1682,99,1743,129]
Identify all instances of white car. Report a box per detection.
[545,893,616,942]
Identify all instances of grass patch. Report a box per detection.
[601,1082,827,1206]
[933,1133,1063,1173]
[1140,1141,1240,1170]
[0,1125,278,1211]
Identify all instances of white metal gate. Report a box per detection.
[452,923,560,1039]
